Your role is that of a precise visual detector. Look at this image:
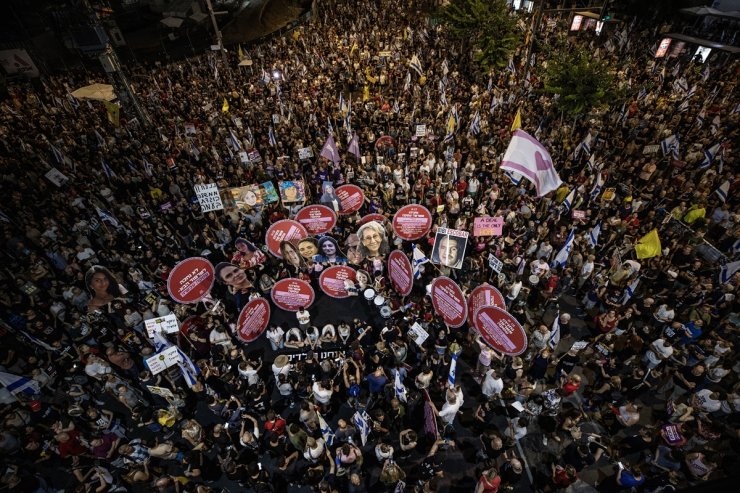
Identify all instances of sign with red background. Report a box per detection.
[295,205,337,235]
[271,278,315,311]
[474,306,528,356]
[359,213,387,225]
[336,184,365,214]
[265,220,308,258]
[388,250,413,296]
[393,204,433,241]
[319,265,358,298]
[430,277,467,328]
[167,257,215,304]
[237,298,271,343]
[468,284,507,332]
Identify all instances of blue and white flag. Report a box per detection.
[575,133,592,159]
[175,346,201,388]
[548,312,560,349]
[590,172,604,201]
[50,144,64,164]
[101,158,116,178]
[719,260,740,284]
[0,371,40,396]
[394,370,407,403]
[441,59,449,76]
[412,244,429,280]
[317,412,335,447]
[660,134,680,160]
[447,351,459,387]
[588,223,601,248]
[352,411,371,446]
[403,72,411,93]
[636,87,648,101]
[440,89,448,108]
[696,108,706,128]
[685,84,697,100]
[94,129,106,147]
[409,54,424,76]
[677,99,690,113]
[553,229,575,268]
[622,277,640,305]
[504,170,523,186]
[327,117,334,136]
[468,110,481,136]
[339,93,346,114]
[142,157,154,178]
[617,102,628,124]
[699,143,722,169]
[710,115,720,135]
[715,180,730,203]
[268,127,278,147]
[96,207,120,228]
[507,58,516,75]
[562,189,576,211]
[229,129,242,152]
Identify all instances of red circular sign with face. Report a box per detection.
[271,278,315,312]
[468,284,507,332]
[167,257,215,304]
[392,205,432,241]
[319,266,358,299]
[237,298,271,343]
[295,205,337,235]
[387,250,413,296]
[359,213,387,225]
[265,220,308,258]
[474,306,528,356]
[430,276,467,328]
[336,184,365,214]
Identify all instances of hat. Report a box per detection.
[274,355,289,368]
[29,400,42,412]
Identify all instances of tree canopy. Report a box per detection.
[439,0,520,72]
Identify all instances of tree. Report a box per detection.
[542,43,620,117]
[439,0,520,72]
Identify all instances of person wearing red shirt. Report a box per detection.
[56,430,86,459]
[264,410,286,437]
[475,467,501,493]
[561,374,582,397]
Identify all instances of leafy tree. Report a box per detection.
[542,43,620,117]
[439,0,520,72]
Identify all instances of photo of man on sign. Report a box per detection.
[432,228,468,270]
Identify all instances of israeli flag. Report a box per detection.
[637,87,648,101]
[719,260,740,284]
[507,58,516,75]
[660,134,680,160]
[553,229,575,268]
[229,129,242,152]
[504,170,523,186]
[268,127,278,147]
[590,172,604,201]
[588,223,601,248]
[412,244,429,280]
[403,72,411,93]
[468,110,481,136]
[353,411,371,446]
[715,180,730,203]
[0,371,40,396]
[696,109,706,128]
[101,158,116,178]
[622,277,640,305]
[327,117,334,136]
[176,347,201,388]
[699,143,721,169]
[562,189,576,211]
[394,370,407,403]
[548,312,560,349]
[575,133,592,158]
[317,412,335,447]
[448,351,459,387]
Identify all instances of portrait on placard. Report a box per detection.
[214,262,254,311]
[319,181,343,213]
[281,240,308,273]
[356,220,390,260]
[312,236,348,264]
[432,227,469,270]
[297,237,319,260]
[355,269,373,290]
[85,265,128,313]
[279,180,306,204]
[231,238,267,270]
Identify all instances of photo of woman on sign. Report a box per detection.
[231,238,267,270]
[85,265,128,313]
[312,236,348,264]
[356,221,390,260]
[215,262,254,311]
[281,240,307,273]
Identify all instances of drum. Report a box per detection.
[364,288,376,301]
[528,275,540,286]
[380,306,392,319]
[374,295,386,307]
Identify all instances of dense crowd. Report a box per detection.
[0,0,738,492]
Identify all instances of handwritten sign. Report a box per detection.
[194,183,224,212]
[144,313,179,338]
[474,216,504,236]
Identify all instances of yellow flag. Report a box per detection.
[350,42,358,57]
[222,98,229,113]
[363,85,370,102]
[683,205,706,225]
[446,113,455,135]
[103,101,120,127]
[511,108,522,132]
[635,229,661,259]
[237,44,245,60]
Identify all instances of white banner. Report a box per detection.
[145,345,181,375]
[415,124,427,137]
[144,313,179,338]
[408,322,429,346]
[298,147,314,160]
[194,183,224,212]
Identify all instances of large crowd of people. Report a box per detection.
[0,0,738,492]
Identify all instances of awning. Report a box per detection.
[665,33,740,54]
[70,83,117,102]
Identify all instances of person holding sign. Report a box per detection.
[215,262,253,312]
[319,182,343,213]
[432,234,465,269]
[231,238,266,270]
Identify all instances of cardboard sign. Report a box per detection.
[642,144,660,155]
[44,168,69,187]
[295,204,337,235]
[237,298,271,343]
[572,210,586,219]
[194,183,224,212]
[388,250,413,296]
[147,385,175,399]
[0,49,40,77]
[265,220,308,258]
[247,148,262,164]
[408,322,429,346]
[279,180,306,203]
[145,345,181,375]
[415,124,427,137]
[474,216,504,236]
[430,276,468,328]
[184,123,197,135]
[570,15,583,31]
[298,147,314,160]
[488,254,504,273]
[167,257,215,304]
[271,278,315,311]
[655,37,672,58]
[144,313,179,338]
[601,188,616,201]
[432,227,469,270]
[336,184,365,214]
[392,204,433,241]
[468,284,506,332]
[474,306,528,356]
[319,265,358,298]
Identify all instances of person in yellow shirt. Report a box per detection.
[683,204,706,225]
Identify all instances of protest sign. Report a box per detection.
[261,182,279,203]
[265,220,308,258]
[336,184,365,214]
[145,345,181,375]
[167,257,215,304]
[271,278,315,311]
[431,276,467,328]
[415,124,427,137]
[194,183,224,212]
[474,306,528,356]
[359,213,387,225]
[468,284,506,332]
[279,180,306,203]
[473,216,503,236]
[295,205,337,235]
[319,266,358,298]
[408,322,429,346]
[298,147,314,160]
[237,298,271,343]
[488,254,504,273]
[388,250,413,296]
[44,168,69,187]
[144,313,179,338]
[392,205,432,241]
[432,228,469,269]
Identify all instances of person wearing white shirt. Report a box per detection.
[312,379,333,407]
[505,280,523,309]
[578,255,595,289]
[266,325,285,351]
[435,386,464,427]
[296,308,311,330]
[535,241,553,262]
[304,436,325,463]
[644,338,673,369]
[481,369,504,399]
[530,258,550,278]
